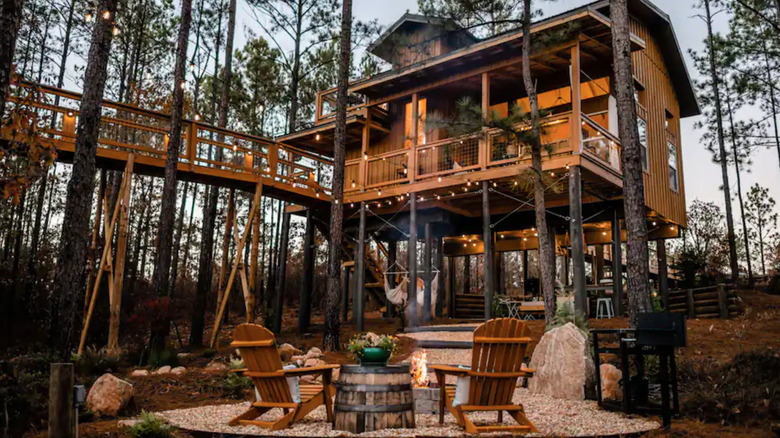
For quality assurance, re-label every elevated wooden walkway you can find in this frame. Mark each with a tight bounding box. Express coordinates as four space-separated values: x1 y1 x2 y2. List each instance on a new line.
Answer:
4 80 332 207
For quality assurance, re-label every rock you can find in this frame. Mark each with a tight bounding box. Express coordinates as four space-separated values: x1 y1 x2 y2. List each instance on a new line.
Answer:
600 364 622 401
290 355 305 363
86 374 134 417
177 353 192 360
153 365 172 375
170 366 187 376
304 358 326 368
129 369 149 377
278 343 302 362
528 322 595 401
204 361 229 374
304 348 323 361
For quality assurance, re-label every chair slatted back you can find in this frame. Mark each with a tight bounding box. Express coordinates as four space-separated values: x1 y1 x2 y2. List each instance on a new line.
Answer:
468 318 530 406
233 323 293 403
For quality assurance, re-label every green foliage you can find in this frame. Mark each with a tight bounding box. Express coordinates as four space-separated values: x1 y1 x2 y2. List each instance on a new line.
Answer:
347 333 400 359
670 200 731 286
680 350 780 426
229 358 245 370
491 297 508 318
651 291 664 313
0 351 59 436
130 411 174 438
549 300 588 334
220 373 254 399
70 346 120 376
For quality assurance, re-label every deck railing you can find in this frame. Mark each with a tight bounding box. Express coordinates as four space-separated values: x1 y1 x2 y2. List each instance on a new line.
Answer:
5 80 333 198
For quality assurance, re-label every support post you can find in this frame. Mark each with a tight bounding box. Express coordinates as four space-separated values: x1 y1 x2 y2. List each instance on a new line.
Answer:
612 209 624 317
298 209 315 333
595 244 605 284
359 110 371 188
717 284 729 318
448 255 456 318
570 41 583 151
569 166 587 317
423 222 433 322
341 266 350 322
464 255 471 294
408 193 418 327
387 240 397 317
271 211 291 333
248 184 263 323
657 239 669 312
480 72 490 168
435 236 444 317
108 155 134 356
522 250 528 296
482 180 494 320
354 202 367 332
409 94 419 182
48 363 74 438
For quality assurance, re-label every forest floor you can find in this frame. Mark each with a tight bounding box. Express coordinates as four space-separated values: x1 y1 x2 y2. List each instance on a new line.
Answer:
71 289 780 438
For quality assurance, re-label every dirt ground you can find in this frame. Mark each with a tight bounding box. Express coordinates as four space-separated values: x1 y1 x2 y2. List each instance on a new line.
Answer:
74 289 780 438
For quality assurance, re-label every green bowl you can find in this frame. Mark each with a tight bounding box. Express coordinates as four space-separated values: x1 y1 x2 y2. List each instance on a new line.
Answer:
360 347 391 365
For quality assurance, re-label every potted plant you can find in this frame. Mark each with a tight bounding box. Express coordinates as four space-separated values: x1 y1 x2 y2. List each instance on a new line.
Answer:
348 332 399 366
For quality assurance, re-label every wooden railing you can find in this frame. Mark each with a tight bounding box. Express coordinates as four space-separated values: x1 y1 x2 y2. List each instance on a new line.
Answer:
5 80 332 199
581 114 621 172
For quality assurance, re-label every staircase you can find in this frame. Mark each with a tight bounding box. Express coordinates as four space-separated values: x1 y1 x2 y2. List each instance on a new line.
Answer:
454 293 485 319
343 240 388 311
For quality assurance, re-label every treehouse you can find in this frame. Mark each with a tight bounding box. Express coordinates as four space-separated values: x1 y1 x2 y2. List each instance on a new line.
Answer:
282 0 699 323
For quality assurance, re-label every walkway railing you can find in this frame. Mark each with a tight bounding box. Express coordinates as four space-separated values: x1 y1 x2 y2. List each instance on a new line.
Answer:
5 80 333 199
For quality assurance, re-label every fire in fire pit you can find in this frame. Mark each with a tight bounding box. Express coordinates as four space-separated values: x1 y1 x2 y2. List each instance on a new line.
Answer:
410 350 429 387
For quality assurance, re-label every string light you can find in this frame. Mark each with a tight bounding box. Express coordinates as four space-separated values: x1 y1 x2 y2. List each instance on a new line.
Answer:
194 114 201 121
112 26 121 36
102 10 111 19
180 81 186 89
436 194 440 200
351 180 356 188
85 12 94 22
652 221 657 226
316 134 321 141
334 199 339 204
363 152 368 160
66 111 74 117
437 176 441 182
377 189 382 196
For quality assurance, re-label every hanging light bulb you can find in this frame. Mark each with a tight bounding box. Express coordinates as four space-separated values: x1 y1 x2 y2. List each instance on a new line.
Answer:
316 134 321 141
112 26 121 36
437 176 441 182
363 152 368 160
180 81 186 90
351 180 356 188
334 199 339 204
194 114 201 121
85 12 94 22
436 194 440 200
102 10 111 19
377 189 382 196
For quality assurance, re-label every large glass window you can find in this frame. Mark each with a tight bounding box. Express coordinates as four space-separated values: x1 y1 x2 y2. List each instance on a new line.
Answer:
637 117 648 172
668 141 679 192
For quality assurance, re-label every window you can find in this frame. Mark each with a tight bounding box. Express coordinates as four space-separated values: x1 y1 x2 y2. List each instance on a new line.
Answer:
637 117 648 172
404 98 427 147
668 141 679 192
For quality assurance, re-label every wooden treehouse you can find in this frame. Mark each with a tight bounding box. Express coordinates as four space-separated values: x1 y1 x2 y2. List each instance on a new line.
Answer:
281 0 699 325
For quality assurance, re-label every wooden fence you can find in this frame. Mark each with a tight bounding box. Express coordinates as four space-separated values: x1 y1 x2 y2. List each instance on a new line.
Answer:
667 284 738 319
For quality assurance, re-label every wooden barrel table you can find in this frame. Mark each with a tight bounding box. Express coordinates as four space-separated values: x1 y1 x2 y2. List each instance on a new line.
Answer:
333 364 415 433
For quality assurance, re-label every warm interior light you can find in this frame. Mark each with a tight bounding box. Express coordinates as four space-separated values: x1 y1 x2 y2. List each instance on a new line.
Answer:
102 10 111 19
316 134 321 141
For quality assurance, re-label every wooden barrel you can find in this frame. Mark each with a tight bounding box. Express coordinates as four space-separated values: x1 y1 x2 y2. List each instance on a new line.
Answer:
334 364 415 433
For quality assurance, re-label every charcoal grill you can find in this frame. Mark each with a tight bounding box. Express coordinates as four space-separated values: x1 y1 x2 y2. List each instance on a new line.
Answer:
592 313 685 429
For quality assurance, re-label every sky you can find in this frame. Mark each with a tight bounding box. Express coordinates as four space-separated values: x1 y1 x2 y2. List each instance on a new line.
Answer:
235 0 780 219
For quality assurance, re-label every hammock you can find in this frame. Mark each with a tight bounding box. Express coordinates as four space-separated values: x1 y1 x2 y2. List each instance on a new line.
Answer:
384 271 439 318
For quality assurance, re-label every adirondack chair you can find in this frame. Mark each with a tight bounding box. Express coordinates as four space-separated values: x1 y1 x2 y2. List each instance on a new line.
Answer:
429 318 537 435
228 324 339 430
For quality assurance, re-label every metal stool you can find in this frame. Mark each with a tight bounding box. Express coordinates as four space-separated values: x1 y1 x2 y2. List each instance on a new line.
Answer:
596 297 614 319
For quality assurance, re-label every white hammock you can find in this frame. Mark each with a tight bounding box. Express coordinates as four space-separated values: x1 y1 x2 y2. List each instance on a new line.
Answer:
384 272 439 318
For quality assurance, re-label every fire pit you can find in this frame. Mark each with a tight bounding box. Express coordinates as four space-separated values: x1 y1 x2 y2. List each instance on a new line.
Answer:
410 350 440 415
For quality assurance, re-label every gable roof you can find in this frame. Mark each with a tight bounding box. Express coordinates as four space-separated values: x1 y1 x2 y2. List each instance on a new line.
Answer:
367 13 479 63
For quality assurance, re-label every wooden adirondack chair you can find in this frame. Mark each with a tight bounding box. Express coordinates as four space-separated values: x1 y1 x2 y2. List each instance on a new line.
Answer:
430 318 537 435
228 324 339 430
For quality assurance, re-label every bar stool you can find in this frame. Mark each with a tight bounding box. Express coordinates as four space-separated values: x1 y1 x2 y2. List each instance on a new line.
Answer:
596 297 614 319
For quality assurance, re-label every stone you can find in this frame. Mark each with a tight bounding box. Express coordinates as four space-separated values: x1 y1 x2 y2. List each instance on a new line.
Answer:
528 322 596 401
177 353 192 360
86 374 134 417
129 369 149 377
204 361 229 373
170 366 187 376
600 364 622 401
304 348 323 361
304 358 325 368
153 365 171 375
278 343 302 362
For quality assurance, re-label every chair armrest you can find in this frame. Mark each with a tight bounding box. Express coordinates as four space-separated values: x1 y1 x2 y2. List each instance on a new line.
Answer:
281 364 340 377
429 364 469 376
521 367 535 377
467 370 534 378
229 368 248 374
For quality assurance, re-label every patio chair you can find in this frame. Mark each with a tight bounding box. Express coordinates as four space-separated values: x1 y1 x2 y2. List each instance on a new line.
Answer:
228 323 339 430
430 318 537 435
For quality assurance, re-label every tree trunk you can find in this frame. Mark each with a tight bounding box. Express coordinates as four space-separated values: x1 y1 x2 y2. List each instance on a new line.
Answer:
323 0 352 351
50 0 117 354
725 95 753 285
287 0 304 132
704 0 740 284
611 0 652 327
169 180 189 294
0 0 23 119
522 0 555 325
191 0 236 347
149 0 192 359
180 183 198 279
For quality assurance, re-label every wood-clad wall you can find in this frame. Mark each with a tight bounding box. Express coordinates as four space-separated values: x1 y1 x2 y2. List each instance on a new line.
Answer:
630 18 688 227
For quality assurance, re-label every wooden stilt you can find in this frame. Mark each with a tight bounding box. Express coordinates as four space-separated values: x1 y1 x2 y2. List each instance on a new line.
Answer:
612 209 624 317
658 239 669 311
271 211 291 333
248 184 263 323
342 266 351 322
84 172 106 316
408 193 418 328
107 155 134 356
595 244 605 284
423 222 433 322
209 190 262 348
354 203 367 332
569 166 587 317
448 255 456 318
217 190 235 314
435 236 444 317
387 241 397 318
298 209 315 333
482 180 494 320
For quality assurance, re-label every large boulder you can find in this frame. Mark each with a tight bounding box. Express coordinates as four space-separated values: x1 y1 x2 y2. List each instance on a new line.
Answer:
86 374 134 417
528 322 595 400
600 363 622 401
278 343 302 362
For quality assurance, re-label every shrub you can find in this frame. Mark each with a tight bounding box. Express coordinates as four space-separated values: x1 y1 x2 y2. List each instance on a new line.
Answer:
680 350 780 426
220 373 253 399
550 300 588 334
147 346 178 368
229 358 245 370
70 346 120 376
0 351 59 436
130 411 173 438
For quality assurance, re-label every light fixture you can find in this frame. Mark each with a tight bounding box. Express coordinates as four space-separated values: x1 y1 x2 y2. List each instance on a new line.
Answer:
334 199 339 204
467 179 471 186
436 194 441 200
492 181 497 187
377 189 382 196
463 243 467 247
652 221 657 226
112 26 121 36
363 152 368 160
316 134 321 141
102 10 111 19
437 176 441 182
602 231 607 236
351 180 356 188
85 12 94 22
523 237 528 241
194 114 201 121
180 81 186 89
66 111 74 117
550 172 555 177
670 226 676 231
350 203 354 207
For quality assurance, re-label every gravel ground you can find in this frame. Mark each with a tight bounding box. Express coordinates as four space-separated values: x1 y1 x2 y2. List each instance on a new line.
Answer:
143 388 659 437
400 332 474 342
